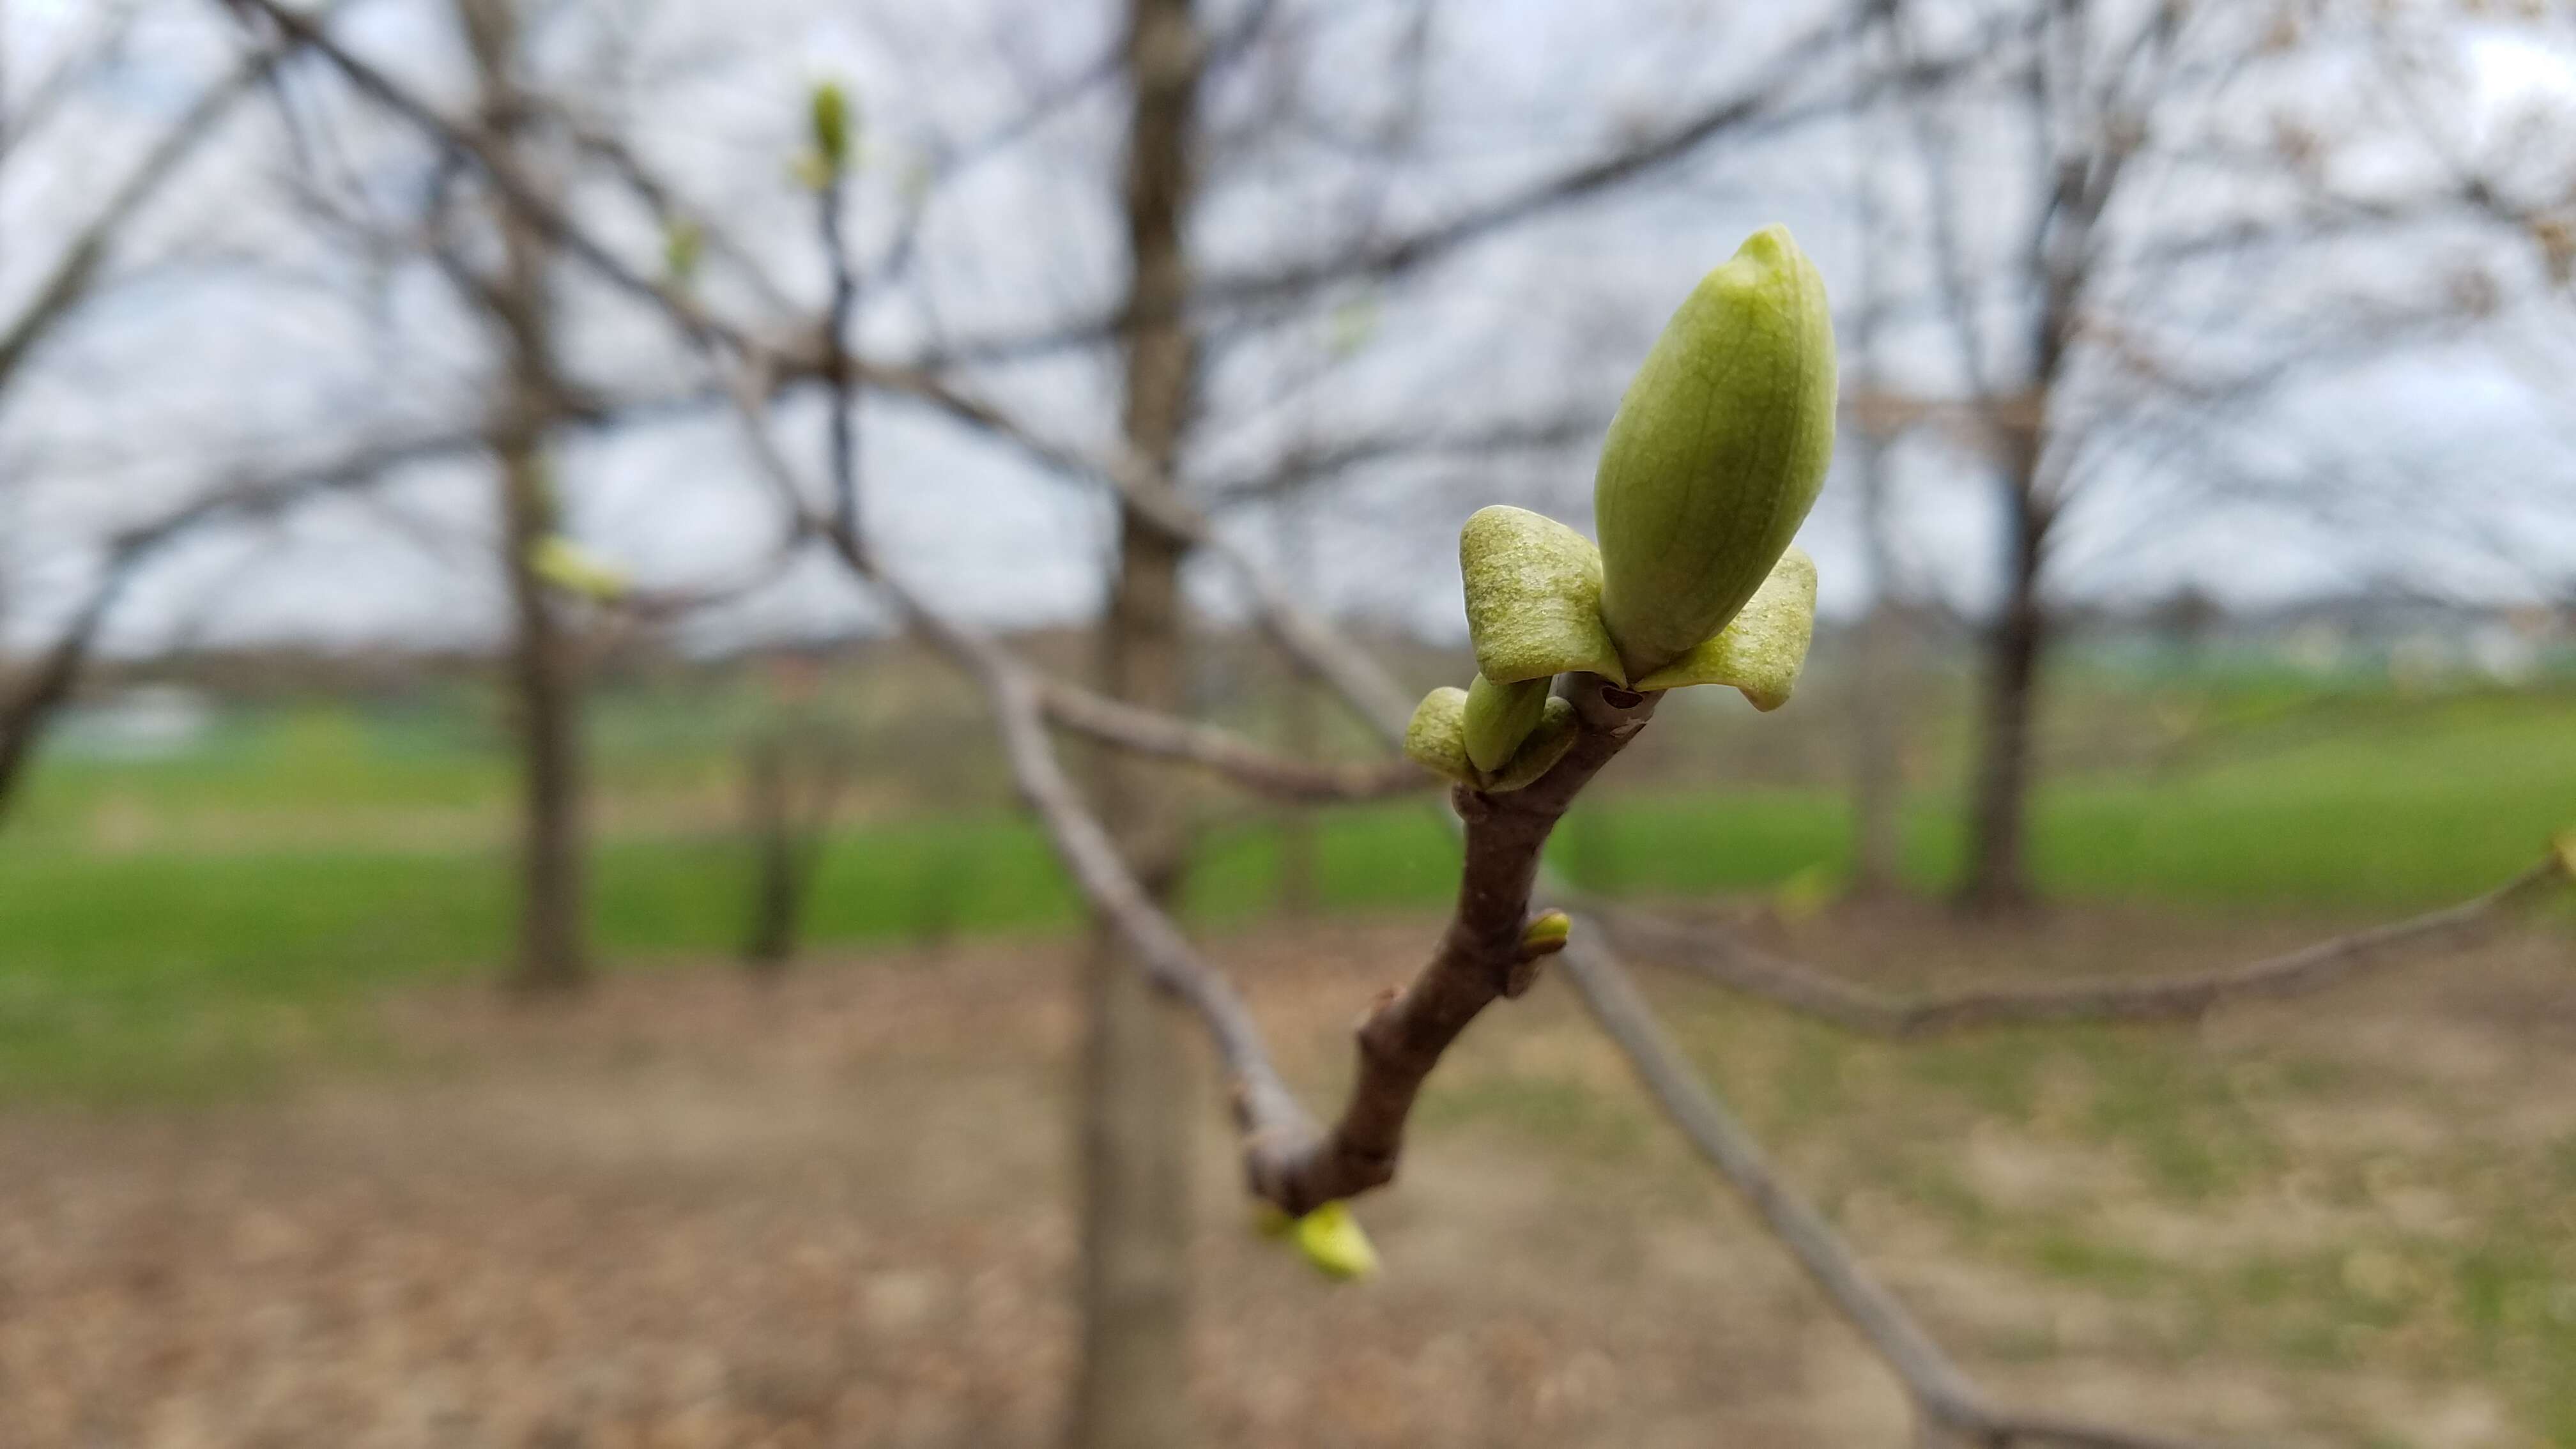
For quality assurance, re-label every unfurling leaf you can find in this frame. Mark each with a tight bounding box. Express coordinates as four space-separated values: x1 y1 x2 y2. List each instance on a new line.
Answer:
1629 547 1818 708
1403 686 1475 785
1290 1201 1379 1281
530 537 629 602
1463 673 1551 774
1459 505 1625 686
1595 226 1836 678
1483 695 1577 792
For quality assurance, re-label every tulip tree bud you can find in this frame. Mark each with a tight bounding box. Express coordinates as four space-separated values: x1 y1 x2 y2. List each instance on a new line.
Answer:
1629 546 1817 709
1462 673 1550 774
1460 505 1625 686
811 81 854 172
1594 226 1836 677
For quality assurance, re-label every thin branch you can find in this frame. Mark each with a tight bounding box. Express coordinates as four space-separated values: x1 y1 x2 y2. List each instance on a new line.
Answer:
1597 855 2570 1038
1033 679 1427 804
1248 678 1656 1214
1556 934 2222 1449
817 165 861 544
0 21 306 390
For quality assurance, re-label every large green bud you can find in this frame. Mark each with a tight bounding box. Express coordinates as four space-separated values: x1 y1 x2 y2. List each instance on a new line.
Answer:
1593 226 1836 677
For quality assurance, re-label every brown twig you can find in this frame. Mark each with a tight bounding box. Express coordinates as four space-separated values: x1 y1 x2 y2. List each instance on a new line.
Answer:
1597 857 2570 1038
1246 678 1657 1214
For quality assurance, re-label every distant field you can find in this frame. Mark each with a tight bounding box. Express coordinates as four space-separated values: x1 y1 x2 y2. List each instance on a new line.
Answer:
1 673 2571 1099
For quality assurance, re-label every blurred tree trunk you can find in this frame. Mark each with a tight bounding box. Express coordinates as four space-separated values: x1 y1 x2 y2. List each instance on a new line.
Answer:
1846 107 1905 899
460 0 588 993
1957 454 2052 916
1071 1 1202 1445
1848 468 1906 897
1273 499 1321 916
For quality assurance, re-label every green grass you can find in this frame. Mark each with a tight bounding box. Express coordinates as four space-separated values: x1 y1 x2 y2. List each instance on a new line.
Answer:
3 678 2572 1101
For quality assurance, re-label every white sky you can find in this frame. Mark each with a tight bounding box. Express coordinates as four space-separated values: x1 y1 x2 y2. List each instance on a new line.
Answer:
1 0 2572 657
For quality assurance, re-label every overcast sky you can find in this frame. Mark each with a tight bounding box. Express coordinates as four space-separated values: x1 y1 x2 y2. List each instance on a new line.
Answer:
1 0 2572 659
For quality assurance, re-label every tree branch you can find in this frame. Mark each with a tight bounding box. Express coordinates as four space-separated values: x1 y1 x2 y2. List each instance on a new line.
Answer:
1558 934 2222 1449
1033 679 1427 804
1595 855 2570 1038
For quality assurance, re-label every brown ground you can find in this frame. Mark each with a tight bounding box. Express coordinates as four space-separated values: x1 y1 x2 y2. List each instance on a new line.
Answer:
2 906 2571 1448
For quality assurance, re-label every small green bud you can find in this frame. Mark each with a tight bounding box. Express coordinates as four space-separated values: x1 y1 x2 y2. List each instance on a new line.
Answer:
810 81 854 171
1459 505 1625 686
1289 1201 1379 1281
530 536 629 602
1462 673 1550 774
1483 696 1577 792
1403 686 1475 785
1595 226 1836 677
663 218 704 284
1519 909 1572 956
2555 829 2576 882
1629 547 1818 709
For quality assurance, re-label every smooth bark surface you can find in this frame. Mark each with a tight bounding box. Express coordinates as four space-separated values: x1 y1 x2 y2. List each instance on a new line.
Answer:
1071 2 1203 1445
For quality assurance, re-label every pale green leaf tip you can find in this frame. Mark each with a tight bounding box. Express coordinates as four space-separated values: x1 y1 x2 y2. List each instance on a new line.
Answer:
1483 695 1577 792
2553 830 2576 882
1459 505 1626 686
1630 547 1817 707
1291 1202 1379 1281
1463 673 1551 774
1404 686 1475 785
530 537 629 602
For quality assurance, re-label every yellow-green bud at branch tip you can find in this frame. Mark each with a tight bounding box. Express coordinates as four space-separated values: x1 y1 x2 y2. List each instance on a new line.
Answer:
1463 673 1551 774
1257 1201 1380 1281
1595 225 1836 678
2554 829 2576 881
810 81 854 171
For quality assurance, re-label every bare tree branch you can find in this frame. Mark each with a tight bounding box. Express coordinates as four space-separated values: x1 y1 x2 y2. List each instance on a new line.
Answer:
1595 855 2572 1038
1558 935 2223 1449
0 20 309 390
1032 678 1427 804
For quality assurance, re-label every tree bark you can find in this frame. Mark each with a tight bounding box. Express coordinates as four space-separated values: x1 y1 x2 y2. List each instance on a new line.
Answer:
1957 469 2049 915
460 0 588 993
1070 1 1202 1446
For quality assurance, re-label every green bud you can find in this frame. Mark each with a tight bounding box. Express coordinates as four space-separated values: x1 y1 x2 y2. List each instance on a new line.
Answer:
1594 226 1836 677
1629 546 1817 709
2555 829 2576 882
1459 505 1625 686
529 537 629 603
1483 696 1577 792
1403 686 1475 785
1519 909 1572 956
1462 673 1550 774
810 81 853 171
1290 1200 1379 1281
663 218 704 284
